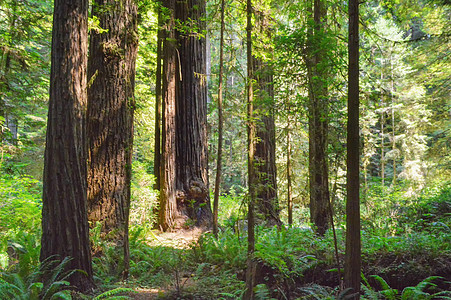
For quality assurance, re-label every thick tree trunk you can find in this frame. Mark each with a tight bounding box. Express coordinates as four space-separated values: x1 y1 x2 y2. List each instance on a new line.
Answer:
251 8 280 227
213 0 226 237
87 0 138 278
40 0 94 290
307 0 330 235
159 0 178 231
159 0 212 230
174 0 212 228
253 57 280 226
345 0 361 296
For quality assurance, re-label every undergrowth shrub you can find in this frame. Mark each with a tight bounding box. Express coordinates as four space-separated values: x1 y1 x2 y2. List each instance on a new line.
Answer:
195 229 247 270
130 161 158 228
255 227 318 280
214 189 247 228
361 274 451 300
0 173 42 270
0 256 75 300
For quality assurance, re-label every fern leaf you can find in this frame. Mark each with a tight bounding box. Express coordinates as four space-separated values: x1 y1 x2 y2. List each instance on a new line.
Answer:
49 290 72 300
93 287 136 300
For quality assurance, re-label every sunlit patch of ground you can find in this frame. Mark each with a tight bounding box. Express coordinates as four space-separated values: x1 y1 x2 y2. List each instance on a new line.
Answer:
146 227 205 249
130 288 165 299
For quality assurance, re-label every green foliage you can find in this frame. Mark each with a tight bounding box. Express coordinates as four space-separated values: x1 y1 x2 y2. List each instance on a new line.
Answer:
130 161 158 228
0 174 41 232
254 283 276 300
214 190 247 227
195 230 247 270
255 227 317 279
93 287 136 300
361 181 451 236
296 284 338 299
0 256 75 300
362 274 451 300
0 173 41 270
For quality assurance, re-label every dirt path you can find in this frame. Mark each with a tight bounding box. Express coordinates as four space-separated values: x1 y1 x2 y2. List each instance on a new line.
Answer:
130 227 206 299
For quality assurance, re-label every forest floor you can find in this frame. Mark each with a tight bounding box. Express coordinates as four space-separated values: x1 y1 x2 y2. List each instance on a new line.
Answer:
107 224 451 300
128 228 204 299
113 224 451 300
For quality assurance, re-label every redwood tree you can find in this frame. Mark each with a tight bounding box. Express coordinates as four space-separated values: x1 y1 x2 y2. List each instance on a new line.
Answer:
40 0 94 290
307 0 331 235
87 0 139 278
159 0 212 230
252 10 280 226
213 0 226 237
154 3 163 191
245 0 257 296
159 0 178 231
345 0 361 296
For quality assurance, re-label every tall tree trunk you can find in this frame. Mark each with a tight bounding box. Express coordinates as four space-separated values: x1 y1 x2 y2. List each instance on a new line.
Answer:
0 2 16 145
287 127 293 226
154 4 163 191
87 0 138 279
307 0 330 235
380 56 385 187
252 18 280 225
174 0 212 228
159 0 178 231
245 0 256 297
159 0 212 230
213 0 226 237
390 49 396 186
40 0 94 290
344 0 361 296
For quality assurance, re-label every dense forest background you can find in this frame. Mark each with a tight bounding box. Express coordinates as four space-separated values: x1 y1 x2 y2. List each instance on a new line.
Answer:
0 0 450 299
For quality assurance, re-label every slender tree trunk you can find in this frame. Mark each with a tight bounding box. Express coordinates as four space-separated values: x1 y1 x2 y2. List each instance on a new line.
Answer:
154 5 163 191
344 0 361 296
213 0 226 237
159 0 178 231
380 60 385 187
287 127 293 226
390 49 396 186
0 2 16 145
40 0 94 290
87 0 138 279
245 0 256 297
307 0 330 235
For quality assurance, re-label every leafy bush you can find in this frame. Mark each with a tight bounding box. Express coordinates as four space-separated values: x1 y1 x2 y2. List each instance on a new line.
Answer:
195 229 247 269
0 175 41 232
214 189 247 229
255 227 318 279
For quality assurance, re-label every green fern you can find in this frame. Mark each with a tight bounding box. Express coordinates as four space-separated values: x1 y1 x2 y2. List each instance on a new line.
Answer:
369 275 398 300
93 287 136 300
400 276 451 300
0 255 75 300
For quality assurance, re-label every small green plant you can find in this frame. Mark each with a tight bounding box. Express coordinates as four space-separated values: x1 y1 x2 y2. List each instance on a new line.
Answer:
362 274 451 300
93 287 136 300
